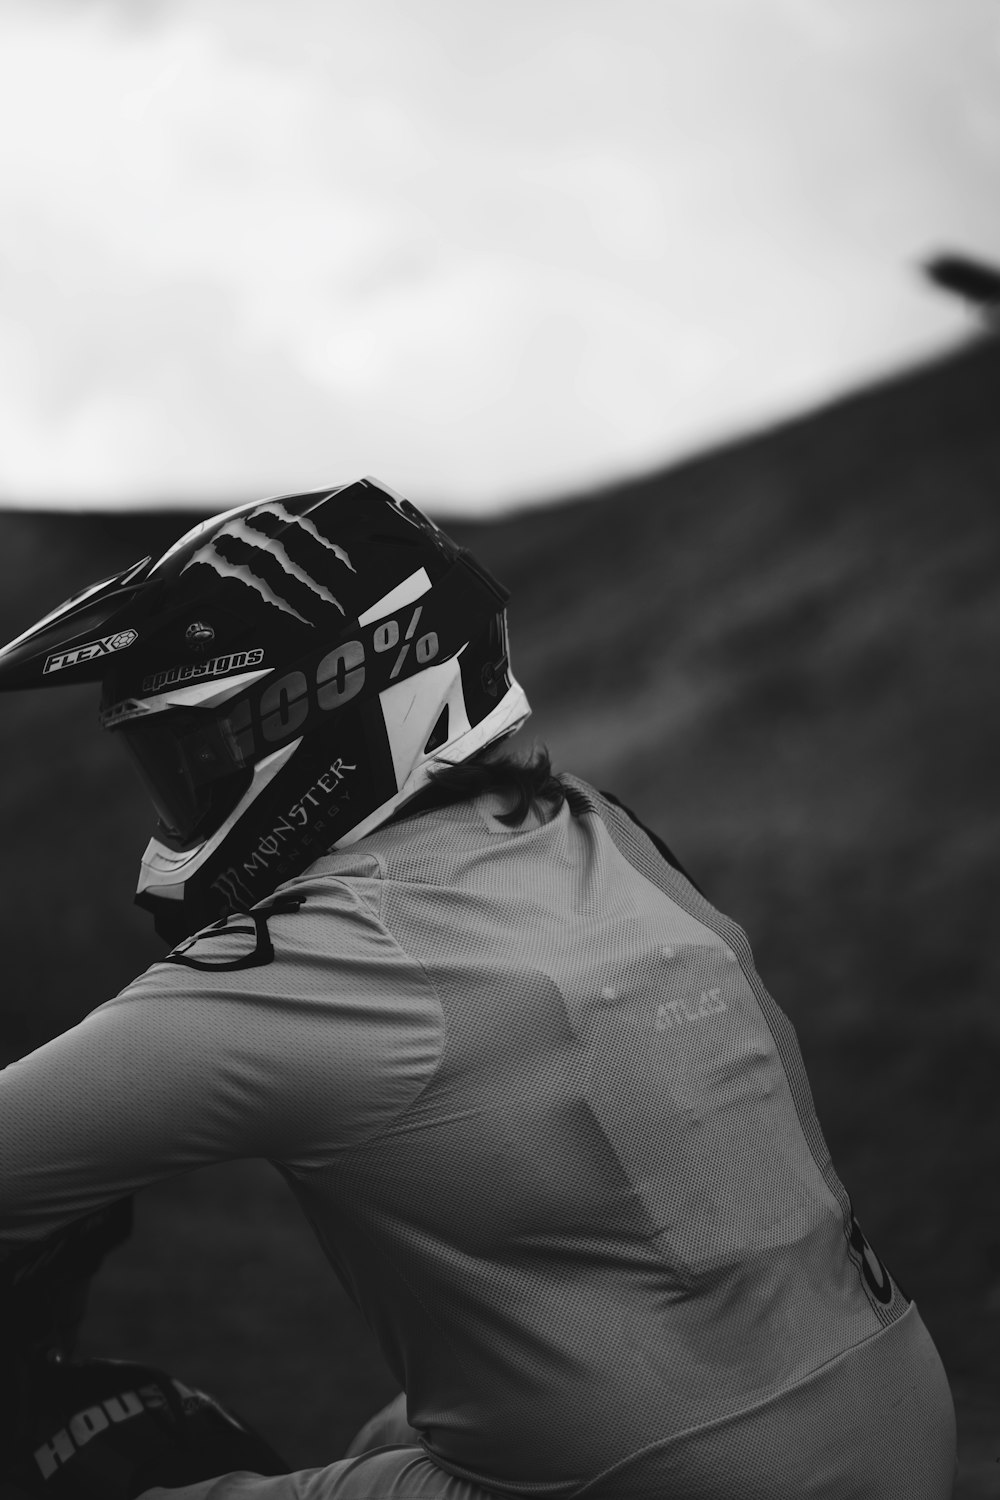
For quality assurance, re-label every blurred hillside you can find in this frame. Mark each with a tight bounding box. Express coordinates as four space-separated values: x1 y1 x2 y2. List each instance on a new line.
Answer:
1 336 998 1489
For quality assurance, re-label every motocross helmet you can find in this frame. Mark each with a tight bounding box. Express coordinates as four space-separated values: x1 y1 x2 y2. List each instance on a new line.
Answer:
0 478 530 944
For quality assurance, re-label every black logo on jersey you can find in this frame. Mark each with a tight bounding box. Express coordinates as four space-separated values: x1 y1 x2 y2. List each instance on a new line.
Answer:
163 895 306 972
848 1212 908 1307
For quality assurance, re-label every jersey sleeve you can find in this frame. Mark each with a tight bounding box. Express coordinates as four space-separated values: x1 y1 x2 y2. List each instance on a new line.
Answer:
0 878 443 1256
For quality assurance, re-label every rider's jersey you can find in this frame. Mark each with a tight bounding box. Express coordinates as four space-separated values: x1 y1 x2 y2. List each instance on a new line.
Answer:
0 777 939 1496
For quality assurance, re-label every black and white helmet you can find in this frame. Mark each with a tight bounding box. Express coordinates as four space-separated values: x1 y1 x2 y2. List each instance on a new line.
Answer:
0 478 530 943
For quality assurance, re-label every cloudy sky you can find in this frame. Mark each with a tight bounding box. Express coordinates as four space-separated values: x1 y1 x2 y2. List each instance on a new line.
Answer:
1 0 997 516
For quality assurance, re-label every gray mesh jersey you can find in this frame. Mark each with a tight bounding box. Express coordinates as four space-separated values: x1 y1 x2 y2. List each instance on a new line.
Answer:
0 778 956 1499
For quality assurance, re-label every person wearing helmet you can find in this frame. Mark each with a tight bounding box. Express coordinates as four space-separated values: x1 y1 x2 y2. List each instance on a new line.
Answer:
0 478 957 1499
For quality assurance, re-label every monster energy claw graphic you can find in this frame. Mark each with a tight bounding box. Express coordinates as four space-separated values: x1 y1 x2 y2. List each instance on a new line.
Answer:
268 501 356 571
181 502 356 625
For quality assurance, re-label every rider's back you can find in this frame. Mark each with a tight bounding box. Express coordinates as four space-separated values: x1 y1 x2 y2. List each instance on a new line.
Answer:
1 777 956 1499
253 778 955 1498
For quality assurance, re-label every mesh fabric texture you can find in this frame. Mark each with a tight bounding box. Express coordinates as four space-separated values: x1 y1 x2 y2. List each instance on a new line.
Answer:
0 778 956 1498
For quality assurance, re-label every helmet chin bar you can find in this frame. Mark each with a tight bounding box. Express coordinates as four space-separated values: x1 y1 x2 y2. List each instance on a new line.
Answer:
135 740 301 904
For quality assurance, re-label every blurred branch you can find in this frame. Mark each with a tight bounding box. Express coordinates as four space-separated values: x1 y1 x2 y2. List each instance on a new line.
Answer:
923 252 1000 332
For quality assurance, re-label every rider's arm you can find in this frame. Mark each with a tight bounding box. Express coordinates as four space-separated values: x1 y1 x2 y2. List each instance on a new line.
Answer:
0 979 278 1255
0 883 442 1257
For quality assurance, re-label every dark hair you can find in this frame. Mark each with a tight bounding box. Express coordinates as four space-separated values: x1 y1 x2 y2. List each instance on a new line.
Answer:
397 742 589 828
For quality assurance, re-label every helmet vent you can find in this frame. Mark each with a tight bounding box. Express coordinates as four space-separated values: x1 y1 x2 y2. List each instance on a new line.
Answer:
423 706 450 755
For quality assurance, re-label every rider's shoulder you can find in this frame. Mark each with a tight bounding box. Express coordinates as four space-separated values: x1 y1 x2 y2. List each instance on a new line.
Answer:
138 870 379 981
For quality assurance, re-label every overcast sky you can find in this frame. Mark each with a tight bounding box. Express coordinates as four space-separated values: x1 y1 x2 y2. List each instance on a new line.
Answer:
0 0 997 516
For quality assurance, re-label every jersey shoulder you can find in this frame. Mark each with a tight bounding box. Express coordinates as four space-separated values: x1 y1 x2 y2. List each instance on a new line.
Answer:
130 870 388 997
158 892 309 974
560 775 708 898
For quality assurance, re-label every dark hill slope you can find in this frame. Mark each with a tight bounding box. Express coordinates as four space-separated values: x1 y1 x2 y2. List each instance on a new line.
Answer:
0 337 997 1474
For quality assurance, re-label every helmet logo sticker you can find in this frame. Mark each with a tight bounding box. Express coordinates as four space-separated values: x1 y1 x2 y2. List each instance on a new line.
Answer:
224 608 441 761
210 757 358 910
43 629 138 675
181 502 356 626
141 648 265 695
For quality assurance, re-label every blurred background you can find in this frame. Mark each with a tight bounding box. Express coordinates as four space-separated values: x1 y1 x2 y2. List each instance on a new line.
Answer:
0 0 997 1493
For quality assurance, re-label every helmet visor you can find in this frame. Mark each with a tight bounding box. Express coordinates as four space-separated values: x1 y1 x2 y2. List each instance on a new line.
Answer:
116 711 253 848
